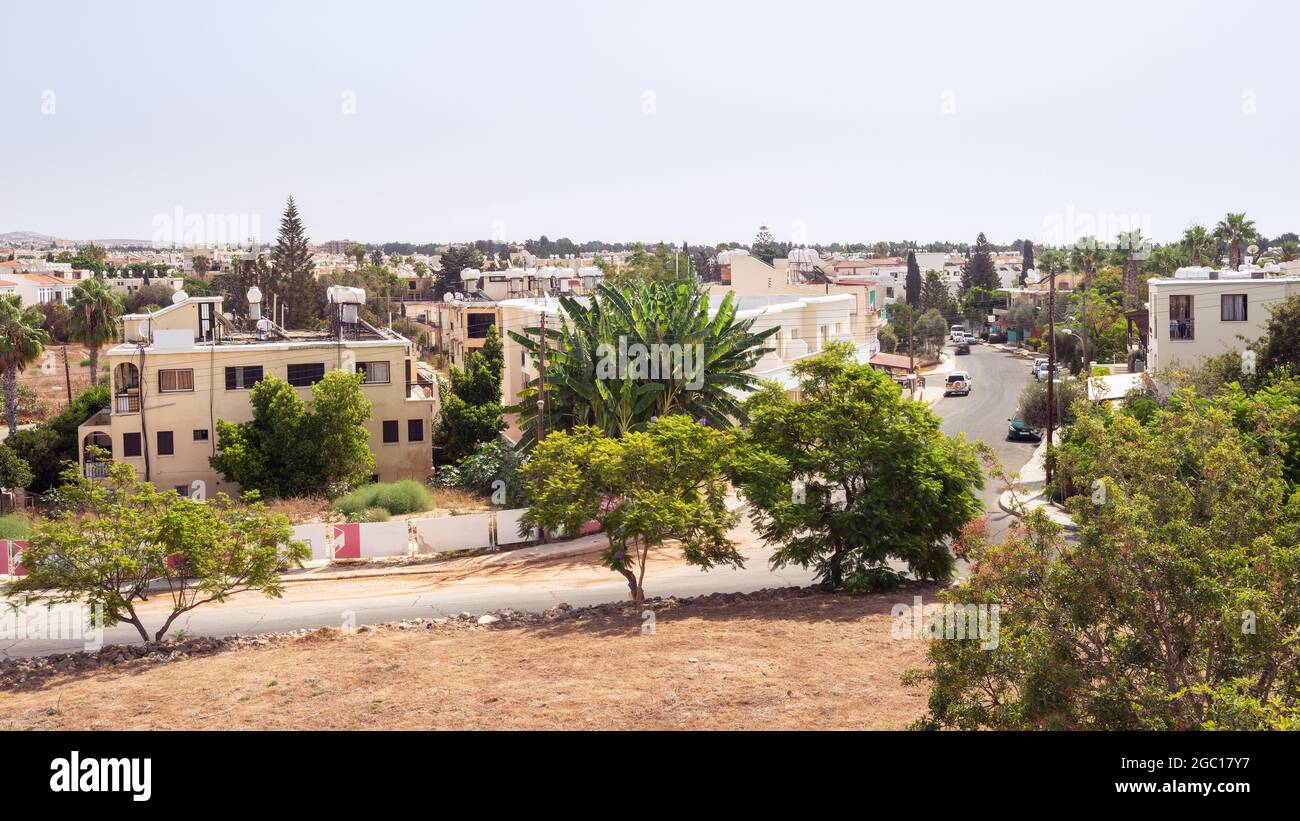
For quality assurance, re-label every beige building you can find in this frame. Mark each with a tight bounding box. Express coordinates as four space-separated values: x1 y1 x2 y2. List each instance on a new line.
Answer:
77 291 438 497
1146 265 1300 374
433 254 883 441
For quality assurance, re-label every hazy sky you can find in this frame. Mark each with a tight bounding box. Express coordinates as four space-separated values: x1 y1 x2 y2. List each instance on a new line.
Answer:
3 0 1296 246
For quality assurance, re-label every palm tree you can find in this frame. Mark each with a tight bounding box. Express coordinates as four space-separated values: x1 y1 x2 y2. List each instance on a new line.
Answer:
67 278 123 384
508 281 779 447
1181 225 1216 267
1213 212 1259 270
0 295 50 435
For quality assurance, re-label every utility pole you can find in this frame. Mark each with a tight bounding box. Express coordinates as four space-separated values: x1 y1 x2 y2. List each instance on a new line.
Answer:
908 308 916 399
536 311 547 446
535 311 547 544
62 344 73 406
1046 266 1056 485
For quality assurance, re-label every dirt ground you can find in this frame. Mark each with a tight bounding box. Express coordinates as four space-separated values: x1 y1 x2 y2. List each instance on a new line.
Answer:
20 343 97 422
0 586 936 730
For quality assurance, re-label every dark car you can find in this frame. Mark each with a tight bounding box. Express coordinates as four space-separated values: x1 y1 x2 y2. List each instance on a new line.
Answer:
955 341 971 355
1006 418 1042 441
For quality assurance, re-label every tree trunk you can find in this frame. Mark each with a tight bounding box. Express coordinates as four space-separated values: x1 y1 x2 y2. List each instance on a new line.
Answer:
88 345 100 386
617 566 642 600
2 368 16 435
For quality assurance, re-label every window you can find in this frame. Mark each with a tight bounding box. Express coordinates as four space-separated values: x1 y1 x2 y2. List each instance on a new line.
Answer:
158 368 194 392
488 275 507 283
287 362 325 387
1221 294 1248 322
467 313 496 339
174 485 190 497
225 365 263 390
193 429 209 442
123 432 142 457
157 431 174 456
1169 295 1194 340
358 361 390 384
407 419 424 442
382 420 399 444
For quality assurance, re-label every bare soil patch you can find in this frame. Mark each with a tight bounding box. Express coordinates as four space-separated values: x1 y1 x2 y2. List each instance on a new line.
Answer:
0 586 936 730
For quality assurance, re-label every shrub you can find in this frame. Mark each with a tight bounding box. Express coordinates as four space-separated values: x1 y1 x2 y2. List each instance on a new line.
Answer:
459 440 529 505
335 480 430 517
0 512 34 540
1090 365 1111 377
349 506 390 523
370 480 431 514
1025 336 1043 351
427 465 462 489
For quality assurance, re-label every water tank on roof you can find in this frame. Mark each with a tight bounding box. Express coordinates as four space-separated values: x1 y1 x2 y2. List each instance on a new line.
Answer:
171 290 188 304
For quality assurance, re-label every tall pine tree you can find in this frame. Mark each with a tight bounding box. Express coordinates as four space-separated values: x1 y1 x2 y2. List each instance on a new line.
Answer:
905 251 922 308
271 196 322 328
961 232 1000 294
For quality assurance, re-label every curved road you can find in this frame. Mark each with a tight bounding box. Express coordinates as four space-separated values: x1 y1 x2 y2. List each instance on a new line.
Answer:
4 344 1033 657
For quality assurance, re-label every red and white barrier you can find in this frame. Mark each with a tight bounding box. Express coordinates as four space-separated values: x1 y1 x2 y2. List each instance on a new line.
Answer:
0 539 29 576
412 513 493 554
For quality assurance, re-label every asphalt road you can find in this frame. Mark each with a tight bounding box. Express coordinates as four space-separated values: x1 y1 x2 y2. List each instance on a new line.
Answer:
935 343 1039 545
3 344 1033 657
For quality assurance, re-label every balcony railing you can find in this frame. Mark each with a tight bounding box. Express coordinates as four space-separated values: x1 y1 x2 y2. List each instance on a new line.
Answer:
1168 318 1195 340
83 462 111 479
115 393 140 413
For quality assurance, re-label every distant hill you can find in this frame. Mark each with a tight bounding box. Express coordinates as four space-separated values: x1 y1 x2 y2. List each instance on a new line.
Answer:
0 230 61 245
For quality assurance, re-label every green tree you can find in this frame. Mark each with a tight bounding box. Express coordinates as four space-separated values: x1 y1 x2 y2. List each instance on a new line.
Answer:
210 370 374 497
730 343 984 591
434 324 504 463
1257 293 1300 376
437 246 485 294
10 459 308 643
1214 212 1259 270
960 286 998 335
3 385 108 492
0 443 32 489
0 295 50 435
917 308 947 354
1015 373 1083 430
751 225 781 265
961 232 999 293
1004 300 1038 339
1020 240 1034 286
66 278 122 382
520 416 742 600
271 196 322 328
918 395 1300 729
905 251 922 308
918 270 950 314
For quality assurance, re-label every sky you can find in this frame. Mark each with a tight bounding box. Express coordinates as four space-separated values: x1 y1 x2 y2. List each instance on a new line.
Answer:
2 0 1297 247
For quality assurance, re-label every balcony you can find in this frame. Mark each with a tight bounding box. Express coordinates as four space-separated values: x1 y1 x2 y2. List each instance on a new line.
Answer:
1168 318 1195 340
115 393 140 413
83 462 111 479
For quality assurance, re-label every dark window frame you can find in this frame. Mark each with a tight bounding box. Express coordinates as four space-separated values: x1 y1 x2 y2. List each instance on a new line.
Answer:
407 418 424 442
193 429 209 442
287 362 326 387
123 432 142 458
225 365 264 390
157 430 174 456
382 420 400 444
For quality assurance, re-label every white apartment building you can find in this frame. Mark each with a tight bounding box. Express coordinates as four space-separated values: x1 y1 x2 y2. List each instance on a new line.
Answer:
1146 265 1300 374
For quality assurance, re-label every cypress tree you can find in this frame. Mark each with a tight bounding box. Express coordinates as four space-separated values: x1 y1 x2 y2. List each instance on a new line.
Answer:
1020 240 1034 286
905 250 922 309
